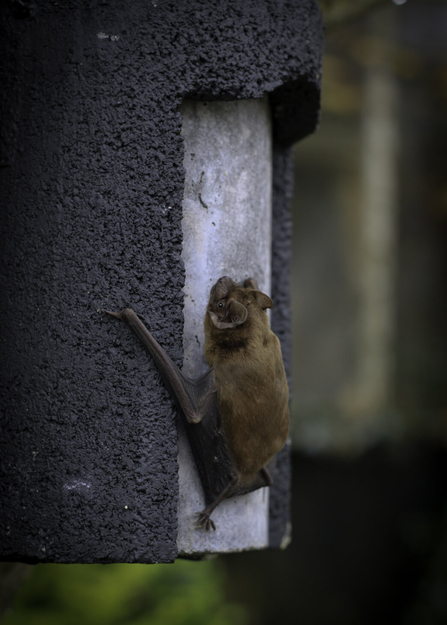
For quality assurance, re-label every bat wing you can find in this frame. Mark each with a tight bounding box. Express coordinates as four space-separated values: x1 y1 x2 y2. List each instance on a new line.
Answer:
106 308 237 507
180 372 238 507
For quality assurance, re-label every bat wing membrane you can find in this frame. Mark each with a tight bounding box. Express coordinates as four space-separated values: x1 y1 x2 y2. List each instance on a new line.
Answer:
107 308 238 506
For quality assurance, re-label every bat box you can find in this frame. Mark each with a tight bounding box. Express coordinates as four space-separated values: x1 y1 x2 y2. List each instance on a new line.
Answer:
0 0 322 563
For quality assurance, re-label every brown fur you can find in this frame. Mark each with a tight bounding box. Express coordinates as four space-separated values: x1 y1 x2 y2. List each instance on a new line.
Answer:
204 277 290 485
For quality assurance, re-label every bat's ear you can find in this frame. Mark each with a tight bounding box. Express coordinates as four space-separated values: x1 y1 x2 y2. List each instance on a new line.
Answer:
209 299 248 329
254 291 273 310
243 278 272 310
243 277 258 290
227 299 248 325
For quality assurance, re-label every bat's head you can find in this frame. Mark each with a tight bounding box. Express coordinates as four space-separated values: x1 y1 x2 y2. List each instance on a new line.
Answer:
207 276 273 330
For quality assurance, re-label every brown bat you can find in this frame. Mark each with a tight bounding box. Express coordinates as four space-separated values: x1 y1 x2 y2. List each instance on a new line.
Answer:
107 276 289 530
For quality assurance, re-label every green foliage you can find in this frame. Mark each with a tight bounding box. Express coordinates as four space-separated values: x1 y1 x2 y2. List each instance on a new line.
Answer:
3 560 247 625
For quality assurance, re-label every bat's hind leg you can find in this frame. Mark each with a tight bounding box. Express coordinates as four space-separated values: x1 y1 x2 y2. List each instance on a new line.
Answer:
196 510 216 532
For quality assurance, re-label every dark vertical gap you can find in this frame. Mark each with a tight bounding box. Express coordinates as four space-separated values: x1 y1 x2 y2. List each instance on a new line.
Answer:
269 143 294 547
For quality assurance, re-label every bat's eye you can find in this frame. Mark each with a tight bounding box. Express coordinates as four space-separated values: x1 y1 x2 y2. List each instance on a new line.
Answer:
217 301 224 309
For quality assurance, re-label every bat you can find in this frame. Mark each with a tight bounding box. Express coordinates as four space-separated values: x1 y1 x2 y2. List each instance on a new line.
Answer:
107 276 289 531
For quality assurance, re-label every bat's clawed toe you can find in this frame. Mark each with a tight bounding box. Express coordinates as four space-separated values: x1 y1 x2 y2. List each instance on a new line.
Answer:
196 511 216 531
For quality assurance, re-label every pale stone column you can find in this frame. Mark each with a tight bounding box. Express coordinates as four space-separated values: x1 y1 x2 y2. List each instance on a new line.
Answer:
178 97 272 555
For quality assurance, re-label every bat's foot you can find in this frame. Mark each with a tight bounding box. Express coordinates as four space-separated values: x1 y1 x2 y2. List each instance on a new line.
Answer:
196 511 216 532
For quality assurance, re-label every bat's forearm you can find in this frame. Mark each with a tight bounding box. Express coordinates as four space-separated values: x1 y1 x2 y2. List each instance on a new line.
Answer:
107 308 178 380
106 308 206 424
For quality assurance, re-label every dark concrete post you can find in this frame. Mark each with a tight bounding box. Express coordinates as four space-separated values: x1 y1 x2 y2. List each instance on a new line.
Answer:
0 0 322 563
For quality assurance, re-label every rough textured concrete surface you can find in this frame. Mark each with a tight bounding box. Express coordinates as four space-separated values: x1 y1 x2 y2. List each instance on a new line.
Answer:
0 0 323 562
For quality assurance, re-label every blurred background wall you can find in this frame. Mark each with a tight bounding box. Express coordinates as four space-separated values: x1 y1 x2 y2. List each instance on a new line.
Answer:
2 1 447 624
291 0 447 453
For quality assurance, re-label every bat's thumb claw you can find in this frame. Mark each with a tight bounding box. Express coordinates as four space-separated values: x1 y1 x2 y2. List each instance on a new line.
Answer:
103 309 124 321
